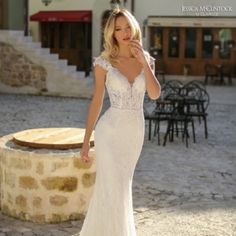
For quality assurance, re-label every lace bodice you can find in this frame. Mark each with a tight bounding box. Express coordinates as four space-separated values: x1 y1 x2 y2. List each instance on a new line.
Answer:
94 56 153 110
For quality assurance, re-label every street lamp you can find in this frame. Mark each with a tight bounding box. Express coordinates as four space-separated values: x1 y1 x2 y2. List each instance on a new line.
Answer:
41 0 52 6
110 0 121 9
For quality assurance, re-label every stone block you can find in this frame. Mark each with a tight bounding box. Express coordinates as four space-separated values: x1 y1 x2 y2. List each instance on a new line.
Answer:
50 195 68 206
36 161 44 175
41 177 77 192
51 161 69 172
69 212 84 220
32 196 42 208
7 192 13 204
1 204 10 215
9 158 32 170
19 176 38 189
82 172 96 188
73 157 93 170
5 172 16 188
15 195 27 208
30 214 46 223
50 214 63 223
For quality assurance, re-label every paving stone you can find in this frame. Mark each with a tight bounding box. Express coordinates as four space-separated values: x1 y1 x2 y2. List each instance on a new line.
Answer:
22 232 35 236
16 228 32 233
0 86 236 236
6 232 22 236
0 229 11 233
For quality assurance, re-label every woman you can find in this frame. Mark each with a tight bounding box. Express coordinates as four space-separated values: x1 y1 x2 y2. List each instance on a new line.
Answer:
79 8 161 236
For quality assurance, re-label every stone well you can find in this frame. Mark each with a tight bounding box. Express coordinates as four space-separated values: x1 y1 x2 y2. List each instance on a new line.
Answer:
0 130 96 223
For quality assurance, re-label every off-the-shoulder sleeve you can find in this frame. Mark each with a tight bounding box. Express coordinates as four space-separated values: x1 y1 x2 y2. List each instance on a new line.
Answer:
93 56 111 71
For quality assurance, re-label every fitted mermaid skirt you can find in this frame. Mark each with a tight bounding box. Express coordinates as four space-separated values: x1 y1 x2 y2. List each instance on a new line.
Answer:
79 107 145 236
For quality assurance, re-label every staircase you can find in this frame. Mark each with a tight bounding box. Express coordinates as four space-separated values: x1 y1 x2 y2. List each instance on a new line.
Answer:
0 30 93 98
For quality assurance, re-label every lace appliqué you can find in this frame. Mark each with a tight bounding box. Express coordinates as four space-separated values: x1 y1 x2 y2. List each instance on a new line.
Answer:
93 56 111 71
93 56 146 111
107 83 145 110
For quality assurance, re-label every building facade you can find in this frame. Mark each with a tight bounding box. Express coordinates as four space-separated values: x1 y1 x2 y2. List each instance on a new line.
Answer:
1 0 235 76
28 0 131 72
136 0 236 76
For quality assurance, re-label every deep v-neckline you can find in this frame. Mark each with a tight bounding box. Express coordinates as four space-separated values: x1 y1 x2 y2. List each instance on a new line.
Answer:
111 66 143 87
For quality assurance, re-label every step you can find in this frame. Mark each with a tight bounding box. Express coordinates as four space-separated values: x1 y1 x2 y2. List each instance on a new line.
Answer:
23 36 33 43
8 30 24 37
54 59 68 68
65 65 77 73
35 47 51 55
12 40 41 49
46 53 59 61
25 41 42 49
70 71 85 79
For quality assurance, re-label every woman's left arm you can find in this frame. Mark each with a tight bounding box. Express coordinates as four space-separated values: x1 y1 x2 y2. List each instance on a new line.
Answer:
143 58 161 100
130 40 161 100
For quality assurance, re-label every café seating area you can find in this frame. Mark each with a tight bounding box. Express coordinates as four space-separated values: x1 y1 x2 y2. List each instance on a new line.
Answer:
144 80 209 147
204 63 234 85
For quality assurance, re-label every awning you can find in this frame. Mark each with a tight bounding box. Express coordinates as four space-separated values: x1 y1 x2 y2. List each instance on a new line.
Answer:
30 11 92 22
147 16 236 28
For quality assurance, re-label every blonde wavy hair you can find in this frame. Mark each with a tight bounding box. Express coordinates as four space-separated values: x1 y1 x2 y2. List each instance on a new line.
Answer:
101 8 143 64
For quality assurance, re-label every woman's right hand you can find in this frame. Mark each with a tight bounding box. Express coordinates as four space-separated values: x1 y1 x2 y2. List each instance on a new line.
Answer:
80 143 91 163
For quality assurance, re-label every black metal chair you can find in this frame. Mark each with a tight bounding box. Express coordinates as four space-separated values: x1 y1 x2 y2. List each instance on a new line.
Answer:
164 79 183 88
162 94 196 148
152 99 174 145
182 80 206 90
145 81 184 144
219 64 233 85
161 80 182 99
182 83 209 139
204 64 219 85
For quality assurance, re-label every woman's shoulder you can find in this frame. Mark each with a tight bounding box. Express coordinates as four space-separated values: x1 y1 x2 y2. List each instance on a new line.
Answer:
93 55 112 71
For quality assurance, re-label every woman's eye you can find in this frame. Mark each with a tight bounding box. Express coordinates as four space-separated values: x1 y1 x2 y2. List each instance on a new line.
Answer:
115 28 121 31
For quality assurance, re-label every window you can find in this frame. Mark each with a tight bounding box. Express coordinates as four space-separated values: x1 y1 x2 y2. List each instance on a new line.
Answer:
202 29 213 58
218 28 232 59
168 28 179 58
185 28 196 58
149 28 163 57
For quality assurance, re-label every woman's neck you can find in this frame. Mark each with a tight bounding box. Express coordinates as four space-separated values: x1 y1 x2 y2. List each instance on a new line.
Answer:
117 45 133 58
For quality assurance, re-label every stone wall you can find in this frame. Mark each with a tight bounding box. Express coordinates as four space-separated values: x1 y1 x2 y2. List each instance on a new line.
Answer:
0 134 96 223
0 30 93 98
0 42 47 90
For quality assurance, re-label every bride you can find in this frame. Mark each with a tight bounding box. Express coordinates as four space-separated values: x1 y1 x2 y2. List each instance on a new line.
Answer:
78 8 160 236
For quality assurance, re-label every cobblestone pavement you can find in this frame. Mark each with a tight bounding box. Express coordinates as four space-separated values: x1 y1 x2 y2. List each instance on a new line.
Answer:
0 85 236 236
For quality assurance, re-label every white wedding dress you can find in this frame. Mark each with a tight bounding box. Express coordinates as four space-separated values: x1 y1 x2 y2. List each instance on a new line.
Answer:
79 56 151 236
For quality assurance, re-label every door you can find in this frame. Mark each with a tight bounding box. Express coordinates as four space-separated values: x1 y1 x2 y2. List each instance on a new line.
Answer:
41 22 92 71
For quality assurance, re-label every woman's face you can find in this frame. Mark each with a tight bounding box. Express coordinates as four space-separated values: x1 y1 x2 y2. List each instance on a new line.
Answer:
113 16 132 46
